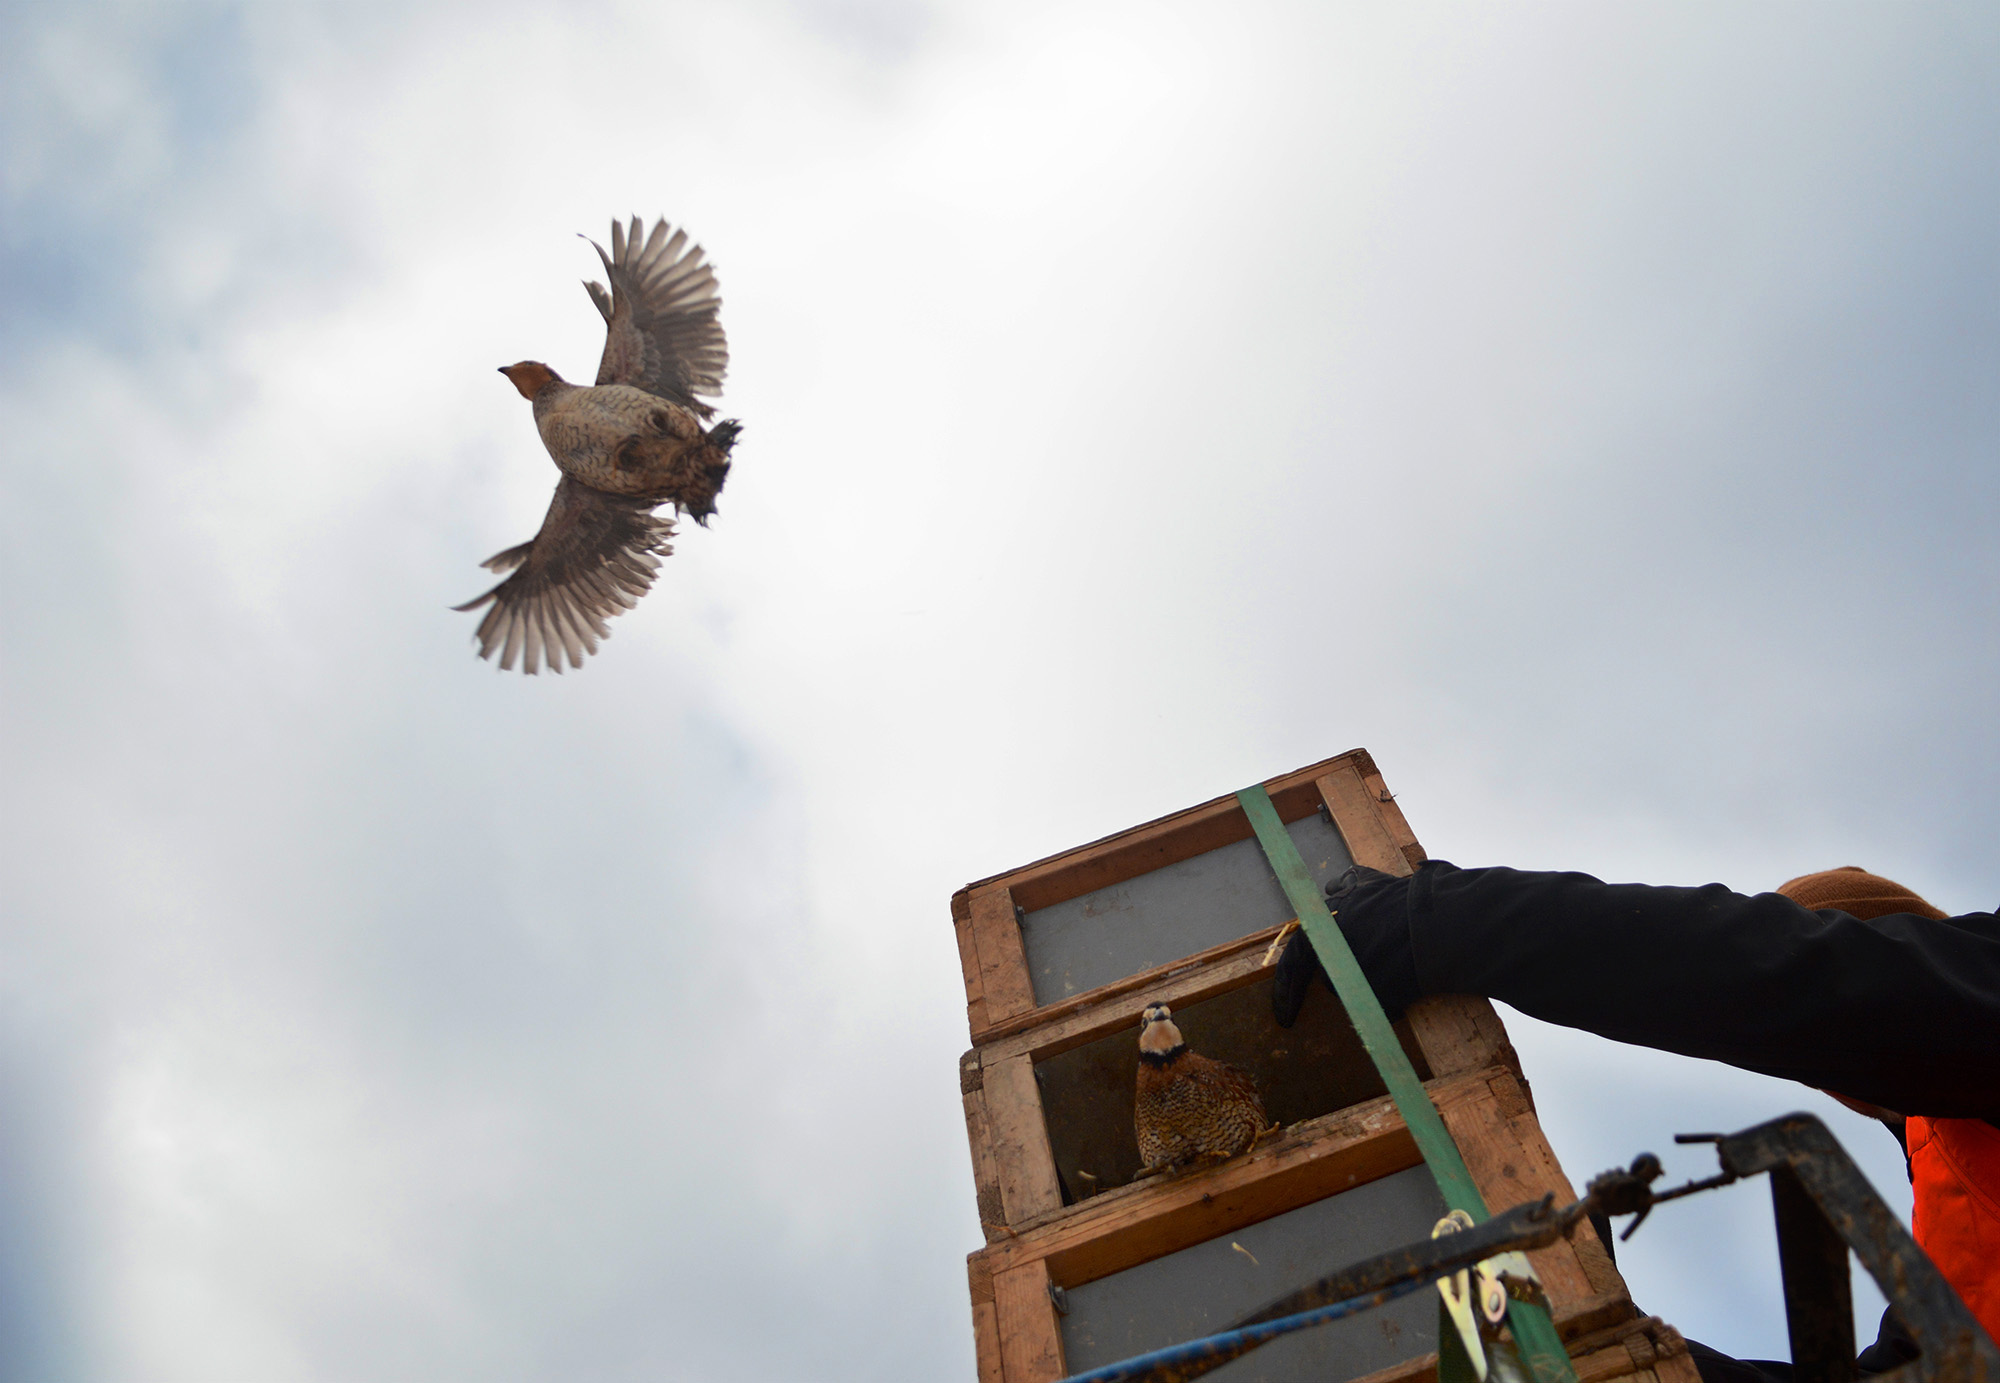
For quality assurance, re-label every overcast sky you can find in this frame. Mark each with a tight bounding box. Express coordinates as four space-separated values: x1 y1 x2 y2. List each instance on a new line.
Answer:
3 3 1996 1379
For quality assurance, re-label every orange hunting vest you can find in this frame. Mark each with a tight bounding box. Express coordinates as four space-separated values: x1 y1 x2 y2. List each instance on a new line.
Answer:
1907 1116 2000 1344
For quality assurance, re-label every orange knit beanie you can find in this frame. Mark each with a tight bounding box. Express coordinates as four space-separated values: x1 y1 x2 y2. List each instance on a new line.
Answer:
1775 866 1947 921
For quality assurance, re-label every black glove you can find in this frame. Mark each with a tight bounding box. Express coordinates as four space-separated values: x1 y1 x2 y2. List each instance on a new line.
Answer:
1270 864 1418 1027
1327 864 1402 907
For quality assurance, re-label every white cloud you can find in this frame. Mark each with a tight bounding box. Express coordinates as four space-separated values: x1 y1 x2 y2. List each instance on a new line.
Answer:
2 1 1996 1377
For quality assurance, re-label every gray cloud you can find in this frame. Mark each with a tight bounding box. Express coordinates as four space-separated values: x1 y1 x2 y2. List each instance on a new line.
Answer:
1 2 1994 1377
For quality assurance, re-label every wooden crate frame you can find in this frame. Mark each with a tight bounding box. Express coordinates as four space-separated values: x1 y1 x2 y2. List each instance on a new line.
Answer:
951 751 1426 1045
953 749 1701 1383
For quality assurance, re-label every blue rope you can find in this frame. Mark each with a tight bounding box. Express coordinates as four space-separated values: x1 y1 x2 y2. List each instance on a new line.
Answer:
1057 1272 1437 1383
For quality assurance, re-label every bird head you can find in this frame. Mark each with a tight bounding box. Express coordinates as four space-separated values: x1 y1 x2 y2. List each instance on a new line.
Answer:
498 361 562 399
1138 1003 1184 1056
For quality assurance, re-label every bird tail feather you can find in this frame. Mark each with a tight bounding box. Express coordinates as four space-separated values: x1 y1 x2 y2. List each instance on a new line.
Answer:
478 540 536 573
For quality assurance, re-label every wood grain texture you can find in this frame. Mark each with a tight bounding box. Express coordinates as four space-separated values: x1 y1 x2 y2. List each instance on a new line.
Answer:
1566 1316 1693 1383
1555 1292 1647 1343
954 902 990 1034
969 1251 1000 1383
961 1053 1010 1240
1653 1345 1702 1383
1436 1068 1614 1311
1568 1217 1627 1298
1576 1356 1659 1383
1318 764 1410 876
993 1260 1066 1383
1405 994 1520 1081
1488 1079 1624 1295
1363 768 1428 869
970 885 1037 1028
971 1298 1005 1383
983 1052 1064 1225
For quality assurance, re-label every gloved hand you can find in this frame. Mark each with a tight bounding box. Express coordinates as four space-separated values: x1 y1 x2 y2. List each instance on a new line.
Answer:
1327 864 1402 906
1271 864 1418 1027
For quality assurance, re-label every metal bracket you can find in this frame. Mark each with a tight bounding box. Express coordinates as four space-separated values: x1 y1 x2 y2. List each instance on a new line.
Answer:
1700 1114 1999 1383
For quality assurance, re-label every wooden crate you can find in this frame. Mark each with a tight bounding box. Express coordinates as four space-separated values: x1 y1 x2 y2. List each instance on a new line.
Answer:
953 749 1702 1383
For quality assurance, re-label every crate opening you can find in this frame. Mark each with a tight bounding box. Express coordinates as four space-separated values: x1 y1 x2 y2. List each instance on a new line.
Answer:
1036 974 1432 1205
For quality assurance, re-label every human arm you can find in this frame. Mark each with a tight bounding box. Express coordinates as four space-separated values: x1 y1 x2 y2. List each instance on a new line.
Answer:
1289 861 2000 1123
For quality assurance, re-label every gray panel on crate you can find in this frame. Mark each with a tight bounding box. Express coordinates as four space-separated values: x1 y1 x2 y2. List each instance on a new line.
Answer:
1020 811 1354 1006
1057 1165 1447 1383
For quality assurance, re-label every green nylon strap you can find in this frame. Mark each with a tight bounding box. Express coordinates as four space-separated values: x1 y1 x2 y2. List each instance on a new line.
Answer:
1236 785 1577 1383
1235 786 1482 1207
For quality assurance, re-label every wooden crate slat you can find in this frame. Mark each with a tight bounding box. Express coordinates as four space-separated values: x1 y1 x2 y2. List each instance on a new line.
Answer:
953 893 990 1034
1450 1067 1590 1303
994 1259 1066 1383
1405 994 1519 1082
982 1052 1064 1223
975 923 1283 1060
960 1051 1009 1241
971 1290 1006 1383
968 1072 1501 1290
1361 766 1428 870
960 751 1376 913
969 884 1037 1027
1318 762 1410 877
1041 1102 1423 1290
1436 1067 1627 1309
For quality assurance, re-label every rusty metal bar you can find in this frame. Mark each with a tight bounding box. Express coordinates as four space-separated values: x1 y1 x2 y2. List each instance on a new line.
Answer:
1770 1164 1856 1383
1707 1114 2000 1383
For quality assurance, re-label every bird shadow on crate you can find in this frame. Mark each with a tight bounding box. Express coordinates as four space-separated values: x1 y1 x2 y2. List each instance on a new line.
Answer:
1035 976 1432 1205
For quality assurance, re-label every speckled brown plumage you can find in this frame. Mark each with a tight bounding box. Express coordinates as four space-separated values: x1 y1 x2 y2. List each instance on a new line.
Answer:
1133 1003 1267 1174
456 217 740 674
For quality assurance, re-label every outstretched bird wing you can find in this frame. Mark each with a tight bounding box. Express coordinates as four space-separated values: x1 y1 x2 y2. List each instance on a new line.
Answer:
586 217 728 417
454 476 675 674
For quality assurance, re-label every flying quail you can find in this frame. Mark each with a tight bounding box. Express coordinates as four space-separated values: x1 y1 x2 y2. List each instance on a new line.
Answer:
456 217 741 673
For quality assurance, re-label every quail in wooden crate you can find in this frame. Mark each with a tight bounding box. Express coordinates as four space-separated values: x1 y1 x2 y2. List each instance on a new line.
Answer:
1134 1003 1269 1176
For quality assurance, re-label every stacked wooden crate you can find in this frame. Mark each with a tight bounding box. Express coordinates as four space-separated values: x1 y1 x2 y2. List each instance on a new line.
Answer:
953 749 1703 1383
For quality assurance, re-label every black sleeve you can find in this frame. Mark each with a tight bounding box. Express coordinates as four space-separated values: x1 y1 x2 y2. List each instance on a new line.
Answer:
1328 861 2000 1123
